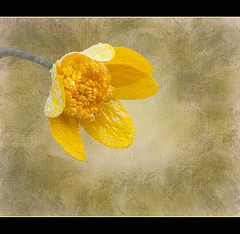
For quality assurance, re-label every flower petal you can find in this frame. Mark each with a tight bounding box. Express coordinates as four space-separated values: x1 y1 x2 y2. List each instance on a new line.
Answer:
108 64 159 100
81 43 115 61
103 47 158 99
44 63 65 118
48 113 85 161
78 99 135 148
105 46 153 75
57 52 82 72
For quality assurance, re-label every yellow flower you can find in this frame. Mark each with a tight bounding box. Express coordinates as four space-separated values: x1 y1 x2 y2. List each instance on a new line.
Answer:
44 43 159 161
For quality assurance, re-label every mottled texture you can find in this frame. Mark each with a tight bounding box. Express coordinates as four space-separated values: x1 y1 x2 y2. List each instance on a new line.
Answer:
0 17 240 216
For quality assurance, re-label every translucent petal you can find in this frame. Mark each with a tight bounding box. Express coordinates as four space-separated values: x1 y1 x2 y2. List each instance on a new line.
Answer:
107 64 159 100
103 46 158 99
104 46 153 75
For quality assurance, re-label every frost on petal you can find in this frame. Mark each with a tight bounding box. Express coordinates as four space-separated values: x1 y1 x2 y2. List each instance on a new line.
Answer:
81 43 115 61
44 64 65 118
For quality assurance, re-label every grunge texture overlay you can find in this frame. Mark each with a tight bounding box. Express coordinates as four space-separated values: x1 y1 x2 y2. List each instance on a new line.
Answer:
0 17 240 216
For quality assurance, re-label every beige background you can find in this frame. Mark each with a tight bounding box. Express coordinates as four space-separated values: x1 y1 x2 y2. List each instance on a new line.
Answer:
0 17 240 216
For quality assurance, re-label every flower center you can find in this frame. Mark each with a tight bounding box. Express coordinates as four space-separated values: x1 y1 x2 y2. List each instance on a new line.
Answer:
58 56 113 121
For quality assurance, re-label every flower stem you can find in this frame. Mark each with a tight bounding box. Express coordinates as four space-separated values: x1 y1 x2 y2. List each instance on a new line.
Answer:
0 47 53 70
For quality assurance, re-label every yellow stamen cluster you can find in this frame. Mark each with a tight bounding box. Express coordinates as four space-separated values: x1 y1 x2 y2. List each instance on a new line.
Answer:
58 56 113 121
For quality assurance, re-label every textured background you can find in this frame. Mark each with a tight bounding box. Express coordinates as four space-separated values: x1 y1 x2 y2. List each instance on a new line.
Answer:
0 17 240 216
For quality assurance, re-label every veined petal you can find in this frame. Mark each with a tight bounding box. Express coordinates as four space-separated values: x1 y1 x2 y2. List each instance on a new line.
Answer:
104 46 153 75
44 63 65 118
108 64 159 100
78 100 135 149
81 43 115 61
48 113 85 161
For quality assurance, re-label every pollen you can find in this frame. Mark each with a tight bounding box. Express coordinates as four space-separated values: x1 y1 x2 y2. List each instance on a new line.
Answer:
58 55 113 121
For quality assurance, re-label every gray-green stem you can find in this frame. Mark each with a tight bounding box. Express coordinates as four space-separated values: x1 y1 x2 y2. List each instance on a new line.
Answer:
0 47 53 70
